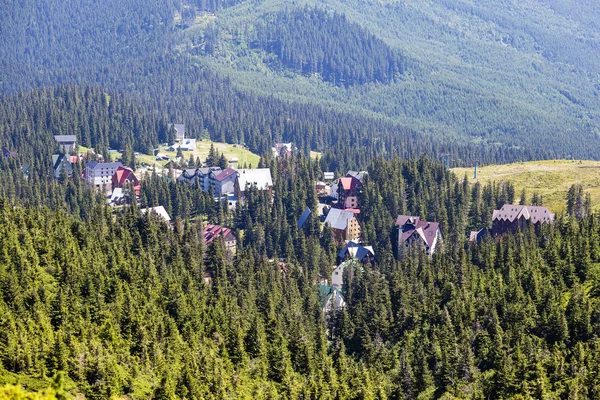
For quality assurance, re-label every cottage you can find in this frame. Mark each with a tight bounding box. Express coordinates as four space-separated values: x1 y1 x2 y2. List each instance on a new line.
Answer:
203 224 237 255
54 135 77 153
298 207 312 229
338 241 376 264
178 168 198 185
396 215 442 257
491 204 555 236
169 124 185 141
140 206 172 225
180 139 196 151
111 166 140 195
52 153 73 180
272 142 294 158
337 173 364 209
324 208 361 241
85 161 122 189
212 167 238 196
318 285 346 314
235 168 273 197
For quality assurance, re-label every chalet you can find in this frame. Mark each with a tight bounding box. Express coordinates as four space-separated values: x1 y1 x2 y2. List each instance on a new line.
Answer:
318 285 346 314
212 167 238 196
337 171 367 209
491 204 555 236
168 139 196 152
235 168 273 197
54 135 77 153
85 161 122 189
140 206 172 225
169 124 185 141
111 166 140 195
203 224 237 255
2 147 17 158
324 208 361 241
52 153 72 179
396 215 442 257
338 241 376 265
272 142 294 158
178 168 198 185
331 258 360 290
298 207 312 229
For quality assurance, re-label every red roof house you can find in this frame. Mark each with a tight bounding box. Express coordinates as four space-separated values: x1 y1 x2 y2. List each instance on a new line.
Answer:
203 224 237 255
396 215 442 257
111 166 141 195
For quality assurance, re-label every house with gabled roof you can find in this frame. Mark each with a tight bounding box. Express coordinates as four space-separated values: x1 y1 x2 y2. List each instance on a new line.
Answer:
169 124 185 141
235 168 273 198
318 285 346 314
111 166 140 196
338 240 376 265
2 147 17 159
396 215 442 257
272 142 294 158
298 207 312 230
491 204 554 236
203 224 237 255
52 153 72 180
54 135 77 153
337 171 366 209
212 167 238 196
141 206 172 226
324 208 361 241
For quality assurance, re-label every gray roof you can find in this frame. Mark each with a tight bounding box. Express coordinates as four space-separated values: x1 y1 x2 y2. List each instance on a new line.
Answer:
54 135 77 142
324 208 356 230
298 207 311 228
237 168 273 192
86 161 122 170
170 124 185 139
492 204 555 224
338 241 375 261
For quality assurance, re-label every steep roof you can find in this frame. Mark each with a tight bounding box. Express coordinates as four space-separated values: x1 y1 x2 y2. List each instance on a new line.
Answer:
339 177 354 191
298 207 311 229
324 208 356 231
214 167 238 182
203 224 234 244
346 170 368 181
397 215 440 248
338 241 375 261
112 166 137 186
140 206 171 223
492 204 555 224
237 168 273 191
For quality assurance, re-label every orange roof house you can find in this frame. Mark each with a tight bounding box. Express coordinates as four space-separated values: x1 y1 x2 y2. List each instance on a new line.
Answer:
111 166 141 195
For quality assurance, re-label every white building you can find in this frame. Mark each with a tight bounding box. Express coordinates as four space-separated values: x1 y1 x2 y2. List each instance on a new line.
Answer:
235 168 273 197
85 161 122 189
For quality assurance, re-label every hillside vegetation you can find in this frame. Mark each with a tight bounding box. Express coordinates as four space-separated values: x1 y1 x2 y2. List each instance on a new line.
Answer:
453 160 600 213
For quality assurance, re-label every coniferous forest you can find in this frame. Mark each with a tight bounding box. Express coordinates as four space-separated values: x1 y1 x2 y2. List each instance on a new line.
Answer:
2 0 600 398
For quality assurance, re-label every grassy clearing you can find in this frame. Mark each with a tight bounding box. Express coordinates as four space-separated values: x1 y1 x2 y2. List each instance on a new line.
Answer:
452 160 600 213
101 140 260 171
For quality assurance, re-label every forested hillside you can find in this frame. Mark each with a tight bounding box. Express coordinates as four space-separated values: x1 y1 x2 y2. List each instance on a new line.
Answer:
2 0 600 161
1 156 600 398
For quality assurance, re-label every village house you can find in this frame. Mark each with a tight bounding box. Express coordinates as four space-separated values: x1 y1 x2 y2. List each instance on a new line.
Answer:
235 168 273 198
212 167 238 197
85 161 122 190
2 147 17 159
111 166 141 195
338 240 376 265
324 208 361 241
54 135 77 153
169 123 185 141
168 138 197 152
51 153 72 179
396 215 442 257
140 206 172 226
491 204 555 236
337 171 367 209
272 142 294 158
331 258 362 291
318 285 346 314
203 224 237 255
178 168 199 185
298 207 312 230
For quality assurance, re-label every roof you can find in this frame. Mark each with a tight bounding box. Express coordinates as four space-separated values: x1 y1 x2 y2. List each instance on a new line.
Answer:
214 167 238 182
397 215 440 248
112 166 137 186
346 170 368 181
52 153 70 170
169 124 185 139
54 135 77 142
339 177 354 191
237 168 273 191
203 224 234 244
110 188 123 202
492 204 555 224
324 208 356 231
338 241 375 261
298 207 311 228
199 167 221 176
140 206 171 222
324 172 335 180
318 285 345 311
87 161 122 170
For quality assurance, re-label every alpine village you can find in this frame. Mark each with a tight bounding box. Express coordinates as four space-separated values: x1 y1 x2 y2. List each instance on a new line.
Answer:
1 1 600 399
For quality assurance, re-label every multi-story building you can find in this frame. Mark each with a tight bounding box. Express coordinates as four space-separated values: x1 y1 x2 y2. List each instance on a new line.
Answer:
85 161 122 189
